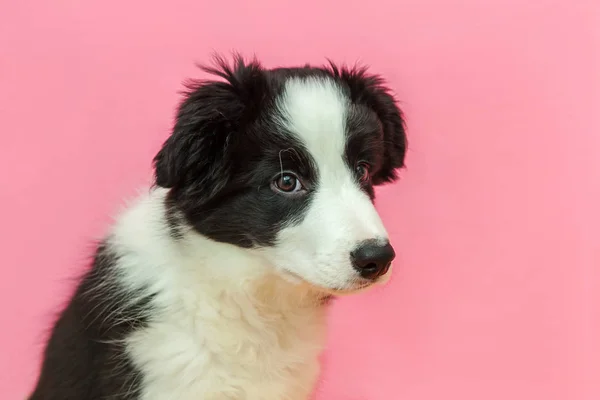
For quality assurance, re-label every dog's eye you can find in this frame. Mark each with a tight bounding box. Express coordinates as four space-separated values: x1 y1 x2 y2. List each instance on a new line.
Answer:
355 162 371 183
272 173 304 194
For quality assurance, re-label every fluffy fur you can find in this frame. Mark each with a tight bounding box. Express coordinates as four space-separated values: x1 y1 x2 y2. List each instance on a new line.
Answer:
30 55 407 400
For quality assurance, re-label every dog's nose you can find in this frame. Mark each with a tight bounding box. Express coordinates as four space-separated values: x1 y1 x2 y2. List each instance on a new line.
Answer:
351 240 396 280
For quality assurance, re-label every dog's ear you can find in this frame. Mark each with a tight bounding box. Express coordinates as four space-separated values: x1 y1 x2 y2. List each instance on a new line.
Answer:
367 87 407 185
154 55 267 204
329 63 407 185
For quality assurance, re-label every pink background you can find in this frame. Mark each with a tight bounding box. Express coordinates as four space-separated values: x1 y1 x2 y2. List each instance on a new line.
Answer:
1 0 599 398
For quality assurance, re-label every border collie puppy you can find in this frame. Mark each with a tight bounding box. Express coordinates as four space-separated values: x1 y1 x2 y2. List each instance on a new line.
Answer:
30 56 407 400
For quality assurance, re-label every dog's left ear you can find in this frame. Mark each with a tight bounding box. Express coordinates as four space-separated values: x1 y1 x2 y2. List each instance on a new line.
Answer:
368 86 407 185
331 64 408 185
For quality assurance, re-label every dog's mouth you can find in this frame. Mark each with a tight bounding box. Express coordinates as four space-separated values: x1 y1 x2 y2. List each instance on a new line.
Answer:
276 265 391 296
326 281 376 296
306 276 387 297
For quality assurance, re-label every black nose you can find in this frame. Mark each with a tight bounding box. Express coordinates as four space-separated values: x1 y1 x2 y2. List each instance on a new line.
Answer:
351 240 396 280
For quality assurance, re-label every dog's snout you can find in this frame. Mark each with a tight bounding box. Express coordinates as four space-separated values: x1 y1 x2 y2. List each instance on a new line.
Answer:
351 240 395 280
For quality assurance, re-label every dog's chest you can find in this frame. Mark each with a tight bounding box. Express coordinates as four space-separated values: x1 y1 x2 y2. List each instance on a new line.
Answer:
126 295 327 400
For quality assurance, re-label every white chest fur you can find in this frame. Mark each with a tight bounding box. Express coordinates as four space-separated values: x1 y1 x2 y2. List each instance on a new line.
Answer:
126 284 327 400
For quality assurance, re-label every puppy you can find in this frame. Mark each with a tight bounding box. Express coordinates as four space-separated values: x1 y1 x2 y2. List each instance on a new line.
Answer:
30 55 407 400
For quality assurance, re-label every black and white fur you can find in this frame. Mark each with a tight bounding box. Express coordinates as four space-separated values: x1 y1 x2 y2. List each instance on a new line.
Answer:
30 56 407 400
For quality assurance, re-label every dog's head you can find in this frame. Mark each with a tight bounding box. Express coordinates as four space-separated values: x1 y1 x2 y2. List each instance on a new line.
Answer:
154 56 407 294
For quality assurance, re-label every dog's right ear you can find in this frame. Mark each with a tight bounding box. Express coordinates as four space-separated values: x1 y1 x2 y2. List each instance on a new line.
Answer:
154 55 267 204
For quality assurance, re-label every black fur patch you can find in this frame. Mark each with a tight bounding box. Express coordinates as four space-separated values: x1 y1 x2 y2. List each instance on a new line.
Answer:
30 243 154 400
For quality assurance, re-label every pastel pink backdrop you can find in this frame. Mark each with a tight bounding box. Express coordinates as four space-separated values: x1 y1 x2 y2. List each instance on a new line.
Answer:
1 0 598 398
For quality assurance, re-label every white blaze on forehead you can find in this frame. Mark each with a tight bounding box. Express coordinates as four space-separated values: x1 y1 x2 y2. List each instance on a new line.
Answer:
276 77 348 170
267 76 389 291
